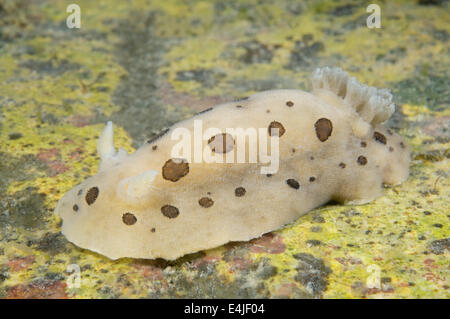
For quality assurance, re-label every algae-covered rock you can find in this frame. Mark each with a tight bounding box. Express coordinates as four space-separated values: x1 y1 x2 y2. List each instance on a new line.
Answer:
0 0 448 298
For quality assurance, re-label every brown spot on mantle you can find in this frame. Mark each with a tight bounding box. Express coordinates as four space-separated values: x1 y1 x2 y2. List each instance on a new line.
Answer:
162 159 189 182
208 133 235 153
161 205 180 218
315 118 333 142
85 187 99 205
235 187 246 197
268 121 286 137
373 131 387 145
199 197 214 208
357 156 368 165
286 179 300 189
122 212 137 225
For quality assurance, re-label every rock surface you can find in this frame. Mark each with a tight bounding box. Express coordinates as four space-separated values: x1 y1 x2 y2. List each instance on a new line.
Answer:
0 0 448 298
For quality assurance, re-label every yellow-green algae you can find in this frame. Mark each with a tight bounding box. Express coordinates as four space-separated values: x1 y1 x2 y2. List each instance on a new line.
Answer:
0 0 448 298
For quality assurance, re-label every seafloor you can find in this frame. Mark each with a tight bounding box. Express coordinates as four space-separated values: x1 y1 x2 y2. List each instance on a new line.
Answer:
0 0 448 298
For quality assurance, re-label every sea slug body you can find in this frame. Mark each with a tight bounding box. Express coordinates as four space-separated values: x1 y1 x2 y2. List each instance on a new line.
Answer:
55 67 411 260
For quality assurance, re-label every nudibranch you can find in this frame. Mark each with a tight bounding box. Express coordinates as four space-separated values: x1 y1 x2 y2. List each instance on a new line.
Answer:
55 67 410 260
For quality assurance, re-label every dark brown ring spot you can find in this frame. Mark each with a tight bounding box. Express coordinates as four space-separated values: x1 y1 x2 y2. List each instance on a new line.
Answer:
85 187 99 205
309 177 316 182
268 121 286 137
286 101 294 107
162 158 189 182
161 205 179 218
199 197 214 208
73 204 79 212
361 141 367 148
122 213 137 225
147 128 169 144
235 187 246 197
207 133 235 153
286 179 300 189
373 131 387 145
339 162 346 168
357 156 368 165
